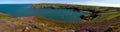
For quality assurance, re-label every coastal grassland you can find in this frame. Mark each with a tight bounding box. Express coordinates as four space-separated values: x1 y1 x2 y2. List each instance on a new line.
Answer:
0 13 14 19
0 13 119 32
0 4 119 32
34 16 120 32
90 9 120 22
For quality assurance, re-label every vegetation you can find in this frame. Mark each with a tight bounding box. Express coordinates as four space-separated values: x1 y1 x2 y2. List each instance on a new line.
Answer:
0 13 13 19
32 4 120 22
0 14 119 32
0 4 119 32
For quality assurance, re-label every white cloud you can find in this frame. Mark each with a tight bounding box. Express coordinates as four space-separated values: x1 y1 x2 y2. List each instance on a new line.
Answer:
71 0 120 7
49 0 120 7
83 1 120 7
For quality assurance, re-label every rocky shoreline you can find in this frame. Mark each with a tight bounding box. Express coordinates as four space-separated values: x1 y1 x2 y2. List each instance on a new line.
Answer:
32 4 100 22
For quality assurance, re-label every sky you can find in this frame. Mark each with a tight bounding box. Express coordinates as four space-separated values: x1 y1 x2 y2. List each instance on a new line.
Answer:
0 0 120 7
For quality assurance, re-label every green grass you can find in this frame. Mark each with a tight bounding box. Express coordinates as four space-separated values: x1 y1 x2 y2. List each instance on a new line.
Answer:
107 14 120 20
15 29 22 32
0 4 119 32
0 14 14 19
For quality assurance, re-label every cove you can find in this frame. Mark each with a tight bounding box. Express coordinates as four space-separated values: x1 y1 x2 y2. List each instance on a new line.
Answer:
0 4 85 22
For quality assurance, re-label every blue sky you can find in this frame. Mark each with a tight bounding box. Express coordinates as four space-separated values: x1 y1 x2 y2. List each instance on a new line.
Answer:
0 0 120 7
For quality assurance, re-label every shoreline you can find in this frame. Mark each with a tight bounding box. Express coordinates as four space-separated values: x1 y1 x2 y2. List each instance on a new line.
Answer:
0 4 119 32
32 4 100 22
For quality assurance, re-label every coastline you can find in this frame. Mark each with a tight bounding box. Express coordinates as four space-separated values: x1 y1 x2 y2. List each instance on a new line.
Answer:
32 4 101 22
0 4 119 32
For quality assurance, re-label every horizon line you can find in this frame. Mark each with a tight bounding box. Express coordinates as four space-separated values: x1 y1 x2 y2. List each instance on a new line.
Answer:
0 3 120 8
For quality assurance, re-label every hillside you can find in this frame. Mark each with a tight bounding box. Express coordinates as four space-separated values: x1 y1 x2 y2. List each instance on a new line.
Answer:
0 13 119 32
0 4 119 32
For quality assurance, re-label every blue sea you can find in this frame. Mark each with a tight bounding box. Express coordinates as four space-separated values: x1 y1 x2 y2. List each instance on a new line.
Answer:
0 4 85 22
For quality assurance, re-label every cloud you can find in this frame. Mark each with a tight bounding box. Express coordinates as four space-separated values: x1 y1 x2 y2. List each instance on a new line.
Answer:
80 0 120 7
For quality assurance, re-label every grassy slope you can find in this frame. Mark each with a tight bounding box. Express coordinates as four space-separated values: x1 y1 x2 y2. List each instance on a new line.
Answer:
0 13 119 32
0 13 13 19
0 4 119 32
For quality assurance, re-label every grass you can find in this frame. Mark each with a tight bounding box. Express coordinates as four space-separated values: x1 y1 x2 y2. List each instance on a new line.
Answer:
0 14 119 32
0 13 14 19
107 14 120 20
15 29 22 32
0 4 119 32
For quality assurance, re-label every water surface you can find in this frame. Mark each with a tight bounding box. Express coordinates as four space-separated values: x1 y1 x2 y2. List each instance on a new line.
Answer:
0 4 85 22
